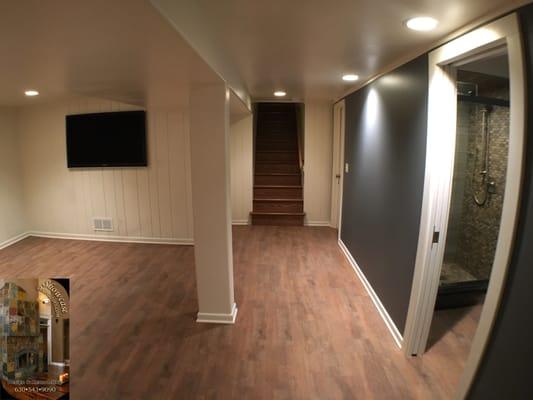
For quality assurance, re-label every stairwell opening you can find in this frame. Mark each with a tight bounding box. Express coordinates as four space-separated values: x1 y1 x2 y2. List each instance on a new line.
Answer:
251 103 305 225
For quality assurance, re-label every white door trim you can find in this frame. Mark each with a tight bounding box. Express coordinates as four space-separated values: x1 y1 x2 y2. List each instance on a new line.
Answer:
402 13 525 399
331 100 346 231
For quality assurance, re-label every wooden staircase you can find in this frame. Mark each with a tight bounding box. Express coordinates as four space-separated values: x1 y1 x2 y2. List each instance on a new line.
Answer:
251 103 305 226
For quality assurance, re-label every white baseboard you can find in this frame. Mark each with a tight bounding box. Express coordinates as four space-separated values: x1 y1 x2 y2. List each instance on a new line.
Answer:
338 239 403 348
28 231 194 246
197 302 238 324
0 232 31 251
232 220 250 226
305 221 332 227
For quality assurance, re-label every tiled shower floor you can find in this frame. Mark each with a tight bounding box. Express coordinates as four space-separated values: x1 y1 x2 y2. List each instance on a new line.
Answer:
440 262 477 285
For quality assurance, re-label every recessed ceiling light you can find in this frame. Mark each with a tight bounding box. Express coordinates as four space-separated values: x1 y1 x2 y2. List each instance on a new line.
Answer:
406 17 438 32
342 74 359 82
24 90 39 97
274 91 286 97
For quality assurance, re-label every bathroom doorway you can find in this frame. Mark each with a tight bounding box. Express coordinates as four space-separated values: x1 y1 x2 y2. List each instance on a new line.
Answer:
437 51 510 310
422 51 511 387
403 13 525 399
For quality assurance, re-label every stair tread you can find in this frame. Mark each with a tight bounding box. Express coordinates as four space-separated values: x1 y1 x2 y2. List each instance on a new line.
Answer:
254 185 302 188
251 212 305 216
254 198 303 202
255 160 298 162
255 173 300 176
256 150 296 153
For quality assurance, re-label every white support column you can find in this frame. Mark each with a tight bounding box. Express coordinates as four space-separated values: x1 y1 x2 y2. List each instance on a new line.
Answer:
189 83 237 324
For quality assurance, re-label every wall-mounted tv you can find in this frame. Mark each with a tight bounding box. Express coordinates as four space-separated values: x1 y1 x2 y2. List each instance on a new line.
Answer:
66 111 147 168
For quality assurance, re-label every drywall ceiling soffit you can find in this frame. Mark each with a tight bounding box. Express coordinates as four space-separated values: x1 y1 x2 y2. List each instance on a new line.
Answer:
230 90 251 124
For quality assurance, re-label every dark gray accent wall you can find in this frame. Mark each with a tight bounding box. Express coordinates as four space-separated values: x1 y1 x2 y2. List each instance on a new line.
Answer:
468 7 533 399
340 55 428 332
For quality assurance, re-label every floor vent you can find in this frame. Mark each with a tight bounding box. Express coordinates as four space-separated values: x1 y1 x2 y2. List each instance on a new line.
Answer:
93 217 113 232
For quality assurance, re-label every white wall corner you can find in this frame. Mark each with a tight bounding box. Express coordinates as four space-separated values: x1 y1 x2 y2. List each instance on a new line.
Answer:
305 221 332 227
28 231 193 246
232 220 250 226
0 232 30 251
197 302 238 324
338 239 404 348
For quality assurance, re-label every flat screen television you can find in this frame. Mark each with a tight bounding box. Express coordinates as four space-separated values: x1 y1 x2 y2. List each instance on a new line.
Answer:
66 111 147 168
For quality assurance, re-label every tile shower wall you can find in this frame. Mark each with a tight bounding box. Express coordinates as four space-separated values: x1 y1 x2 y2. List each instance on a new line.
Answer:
444 87 509 281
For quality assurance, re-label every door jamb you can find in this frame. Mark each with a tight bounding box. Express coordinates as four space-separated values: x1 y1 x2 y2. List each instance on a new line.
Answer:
402 13 526 399
331 100 346 233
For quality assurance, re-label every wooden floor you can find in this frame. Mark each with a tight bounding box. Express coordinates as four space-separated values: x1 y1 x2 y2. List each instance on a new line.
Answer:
0 226 479 399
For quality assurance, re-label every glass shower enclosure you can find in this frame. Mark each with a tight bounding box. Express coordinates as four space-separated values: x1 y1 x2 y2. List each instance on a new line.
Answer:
436 60 510 309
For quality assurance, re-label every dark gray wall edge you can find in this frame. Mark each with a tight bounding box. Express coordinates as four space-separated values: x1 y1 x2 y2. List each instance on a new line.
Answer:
467 5 533 399
340 55 428 334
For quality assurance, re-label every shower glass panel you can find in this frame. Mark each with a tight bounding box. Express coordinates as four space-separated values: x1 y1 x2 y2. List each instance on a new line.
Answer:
439 62 510 298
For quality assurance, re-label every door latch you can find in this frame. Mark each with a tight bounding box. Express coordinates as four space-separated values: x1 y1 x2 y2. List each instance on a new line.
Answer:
432 230 440 244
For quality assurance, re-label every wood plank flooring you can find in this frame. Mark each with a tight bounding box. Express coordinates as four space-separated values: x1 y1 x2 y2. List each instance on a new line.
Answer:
0 226 478 399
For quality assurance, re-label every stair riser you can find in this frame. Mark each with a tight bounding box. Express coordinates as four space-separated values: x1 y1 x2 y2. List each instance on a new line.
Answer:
255 164 300 173
258 128 296 134
251 214 304 226
255 159 299 165
256 153 299 162
256 141 297 148
254 187 302 199
255 174 301 185
258 119 296 124
256 146 298 153
257 136 297 142
258 121 296 126
256 140 297 146
258 131 296 137
253 201 303 213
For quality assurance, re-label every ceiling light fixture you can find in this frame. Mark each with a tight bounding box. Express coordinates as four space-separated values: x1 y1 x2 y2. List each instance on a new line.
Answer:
406 17 438 32
342 74 359 82
274 91 286 97
24 90 39 97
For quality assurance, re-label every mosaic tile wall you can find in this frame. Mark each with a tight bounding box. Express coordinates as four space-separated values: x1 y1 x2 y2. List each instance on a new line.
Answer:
0 283 43 380
443 82 509 282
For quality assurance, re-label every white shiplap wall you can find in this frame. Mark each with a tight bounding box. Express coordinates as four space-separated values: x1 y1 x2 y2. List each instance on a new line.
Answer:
18 97 193 243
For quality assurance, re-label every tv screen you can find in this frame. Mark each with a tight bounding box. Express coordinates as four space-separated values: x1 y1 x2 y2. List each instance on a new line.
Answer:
66 111 147 168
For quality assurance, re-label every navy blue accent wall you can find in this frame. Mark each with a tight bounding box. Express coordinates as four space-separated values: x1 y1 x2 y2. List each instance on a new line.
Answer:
468 7 533 399
340 55 428 333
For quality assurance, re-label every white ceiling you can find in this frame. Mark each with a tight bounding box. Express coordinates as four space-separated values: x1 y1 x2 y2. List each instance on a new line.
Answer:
152 0 529 102
0 0 527 109
0 0 219 108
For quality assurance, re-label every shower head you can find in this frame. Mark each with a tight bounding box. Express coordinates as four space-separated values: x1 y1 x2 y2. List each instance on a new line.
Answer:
457 81 478 96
